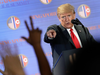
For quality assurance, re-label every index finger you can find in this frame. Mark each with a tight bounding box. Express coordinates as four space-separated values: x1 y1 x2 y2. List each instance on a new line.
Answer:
25 21 30 32
53 32 56 38
30 16 34 30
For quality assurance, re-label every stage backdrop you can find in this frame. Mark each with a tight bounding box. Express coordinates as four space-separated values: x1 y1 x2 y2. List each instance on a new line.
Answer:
0 0 100 75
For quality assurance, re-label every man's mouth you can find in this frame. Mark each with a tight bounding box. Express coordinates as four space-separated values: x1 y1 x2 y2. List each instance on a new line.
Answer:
66 22 70 24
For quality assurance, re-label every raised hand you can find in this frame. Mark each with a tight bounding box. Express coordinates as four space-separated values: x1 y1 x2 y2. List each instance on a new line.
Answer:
0 44 25 75
0 69 9 75
21 16 42 46
21 16 52 75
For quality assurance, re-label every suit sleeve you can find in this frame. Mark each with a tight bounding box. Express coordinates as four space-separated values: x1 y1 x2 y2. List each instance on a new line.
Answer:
44 25 58 43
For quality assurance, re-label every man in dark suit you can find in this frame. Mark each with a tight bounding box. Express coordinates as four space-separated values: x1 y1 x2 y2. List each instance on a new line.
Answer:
44 3 96 69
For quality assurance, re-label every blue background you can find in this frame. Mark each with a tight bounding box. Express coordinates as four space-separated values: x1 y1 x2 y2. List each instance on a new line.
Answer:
0 0 100 75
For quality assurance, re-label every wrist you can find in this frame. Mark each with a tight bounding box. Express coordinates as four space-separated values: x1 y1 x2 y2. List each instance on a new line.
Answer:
16 71 25 75
14 69 25 75
33 43 41 49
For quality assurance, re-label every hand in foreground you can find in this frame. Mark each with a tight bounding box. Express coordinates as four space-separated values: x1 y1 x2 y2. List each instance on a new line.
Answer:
21 16 42 46
21 16 52 75
0 69 8 75
0 44 25 75
47 30 56 38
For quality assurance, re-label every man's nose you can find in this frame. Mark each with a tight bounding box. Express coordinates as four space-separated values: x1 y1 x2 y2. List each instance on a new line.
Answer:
65 17 69 21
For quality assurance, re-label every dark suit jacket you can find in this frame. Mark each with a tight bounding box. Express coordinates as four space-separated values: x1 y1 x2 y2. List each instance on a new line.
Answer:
44 24 96 65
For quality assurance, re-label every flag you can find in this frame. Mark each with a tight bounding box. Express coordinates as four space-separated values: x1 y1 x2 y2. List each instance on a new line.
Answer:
40 0 52 4
19 54 28 68
78 5 91 18
7 16 20 30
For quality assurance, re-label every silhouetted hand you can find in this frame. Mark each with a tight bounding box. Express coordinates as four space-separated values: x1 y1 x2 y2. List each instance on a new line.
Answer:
21 16 42 46
0 69 9 75
0 44 25 75
21 16 52 75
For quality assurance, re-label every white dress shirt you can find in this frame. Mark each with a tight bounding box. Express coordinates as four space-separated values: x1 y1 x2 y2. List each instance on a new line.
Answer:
67 25 82 48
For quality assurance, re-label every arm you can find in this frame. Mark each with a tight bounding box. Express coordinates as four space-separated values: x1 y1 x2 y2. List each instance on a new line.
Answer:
0 69 8 75
21 16 52 75
44 25 57 43
33 44 52 75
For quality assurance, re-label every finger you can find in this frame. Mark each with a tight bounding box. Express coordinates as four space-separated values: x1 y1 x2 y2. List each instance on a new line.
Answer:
21 37 28 41
36 28 39 31
13 44 19 55
1 57 7 69
49 33 53 38
39 30 42 34
30 16 34 30
0 44 12 56
0 69 5 74
47 33 51 38
53 32 56 38
36 28 42 33
73 53 76 61
47 33 50 37
25 21 30 32
47 32 53 38
21 37 30 44
69 55 73 64
0 50 3 57
5 44 12 56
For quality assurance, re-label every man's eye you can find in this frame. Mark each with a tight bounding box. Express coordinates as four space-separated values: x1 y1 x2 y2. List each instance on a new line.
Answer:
62 16 66 18
68 15 71 17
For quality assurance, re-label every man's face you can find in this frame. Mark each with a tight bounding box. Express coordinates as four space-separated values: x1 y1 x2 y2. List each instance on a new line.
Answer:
58 12 75 29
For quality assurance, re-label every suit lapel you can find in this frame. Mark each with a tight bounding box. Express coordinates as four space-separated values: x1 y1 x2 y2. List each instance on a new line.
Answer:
74 25 87 47
58 25 75 47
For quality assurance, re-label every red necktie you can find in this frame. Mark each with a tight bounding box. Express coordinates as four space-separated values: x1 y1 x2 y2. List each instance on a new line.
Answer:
70 29 81 49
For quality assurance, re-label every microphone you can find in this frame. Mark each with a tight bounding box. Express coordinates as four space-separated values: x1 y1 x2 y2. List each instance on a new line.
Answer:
71 18 83 26
71 18 88 43
71 19 79 25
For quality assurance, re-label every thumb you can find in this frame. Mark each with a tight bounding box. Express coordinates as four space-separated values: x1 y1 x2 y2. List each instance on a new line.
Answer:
0 69 5 74
21 37 29 42
21 37 32 45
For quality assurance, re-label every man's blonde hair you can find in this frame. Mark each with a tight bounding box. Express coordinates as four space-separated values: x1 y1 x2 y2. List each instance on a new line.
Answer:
57 3 75 17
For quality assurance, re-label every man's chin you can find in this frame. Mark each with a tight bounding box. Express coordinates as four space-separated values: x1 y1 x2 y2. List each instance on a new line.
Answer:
65 25 72 29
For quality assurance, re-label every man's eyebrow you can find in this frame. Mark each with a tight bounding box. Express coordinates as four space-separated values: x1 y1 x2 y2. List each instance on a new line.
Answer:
62 16 66 17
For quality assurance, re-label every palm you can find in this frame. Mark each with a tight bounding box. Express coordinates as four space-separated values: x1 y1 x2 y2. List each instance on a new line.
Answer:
21 16 42 45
